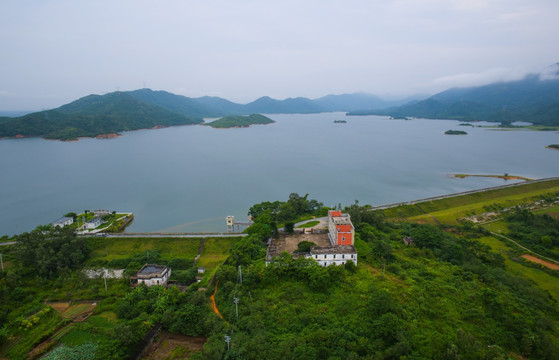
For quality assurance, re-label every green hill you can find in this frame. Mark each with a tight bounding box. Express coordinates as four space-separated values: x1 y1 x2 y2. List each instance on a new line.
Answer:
349 63 559 125
0 92 202 140
205 114 275 128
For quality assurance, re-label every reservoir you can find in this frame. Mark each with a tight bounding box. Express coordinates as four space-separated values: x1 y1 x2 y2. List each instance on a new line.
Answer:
1 112 558 236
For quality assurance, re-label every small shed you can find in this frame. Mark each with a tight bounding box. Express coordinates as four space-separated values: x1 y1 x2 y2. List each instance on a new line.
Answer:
403 237 414 246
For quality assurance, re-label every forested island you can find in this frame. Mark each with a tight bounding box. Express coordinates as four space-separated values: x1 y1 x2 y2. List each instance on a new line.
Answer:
445 130 468 135
547 144 559 150
1 182 559 359
205 114 274 128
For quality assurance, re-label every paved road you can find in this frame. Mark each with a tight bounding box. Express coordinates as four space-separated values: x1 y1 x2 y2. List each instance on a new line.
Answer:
96 233 247 238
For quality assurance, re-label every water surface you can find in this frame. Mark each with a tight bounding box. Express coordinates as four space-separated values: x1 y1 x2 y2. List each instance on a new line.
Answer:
1 113 557 236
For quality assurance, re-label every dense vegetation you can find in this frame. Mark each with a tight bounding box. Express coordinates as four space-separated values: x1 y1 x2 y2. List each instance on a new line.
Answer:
203 202 559 359
205 114 275 128
444 130 468 135
1 191 558 359
0 92 201 140
548 144 559 150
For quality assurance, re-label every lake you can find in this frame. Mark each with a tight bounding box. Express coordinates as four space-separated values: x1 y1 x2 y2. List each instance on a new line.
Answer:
1 112 558 236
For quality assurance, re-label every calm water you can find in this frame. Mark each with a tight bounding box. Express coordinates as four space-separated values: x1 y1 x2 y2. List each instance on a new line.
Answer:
1 113 558 236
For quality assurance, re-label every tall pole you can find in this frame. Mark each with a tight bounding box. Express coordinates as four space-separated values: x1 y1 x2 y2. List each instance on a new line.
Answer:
238 265 242 284
225 335 231 351
0 254 3 271
233 297 239 321
103 268 107 292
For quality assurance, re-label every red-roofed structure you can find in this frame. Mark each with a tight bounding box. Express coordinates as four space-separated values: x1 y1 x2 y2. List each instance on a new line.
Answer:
328 210 354 246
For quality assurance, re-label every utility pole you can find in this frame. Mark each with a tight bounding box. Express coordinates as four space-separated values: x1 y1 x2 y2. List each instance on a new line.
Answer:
238 265 242 284
103 268 107 292
225 335 231 351
0 254 4 271
233 297 239 321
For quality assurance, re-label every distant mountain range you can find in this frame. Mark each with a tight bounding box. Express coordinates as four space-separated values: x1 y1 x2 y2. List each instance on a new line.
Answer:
1 63 559 140
349 63 559 126
0 90 418 140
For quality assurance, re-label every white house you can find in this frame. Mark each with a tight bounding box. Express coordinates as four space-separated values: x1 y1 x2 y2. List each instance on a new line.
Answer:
51 217 73 228
307 245 358 267
130 264 171 287
85 216 102 229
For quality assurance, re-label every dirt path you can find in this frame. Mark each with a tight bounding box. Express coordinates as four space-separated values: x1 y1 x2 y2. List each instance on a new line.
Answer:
194 237 206 265
210 282 223 319
522 254 559 270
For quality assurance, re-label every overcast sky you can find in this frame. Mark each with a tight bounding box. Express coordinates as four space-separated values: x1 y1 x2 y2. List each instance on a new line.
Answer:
1 0 558 110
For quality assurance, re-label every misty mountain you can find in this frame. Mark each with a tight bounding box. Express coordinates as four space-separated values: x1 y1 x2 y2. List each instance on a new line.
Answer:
314 93 414 111
243 96 322 114
353 63 559 125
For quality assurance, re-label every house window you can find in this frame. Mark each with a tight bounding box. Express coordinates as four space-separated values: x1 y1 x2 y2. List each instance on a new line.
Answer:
342 237 345 241
324 262 327 266
324 255 327 259
342 255 345 259
333 255 336 259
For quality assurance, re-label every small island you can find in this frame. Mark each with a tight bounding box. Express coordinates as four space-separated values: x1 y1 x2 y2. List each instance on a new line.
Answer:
546 144 559 150
205 114 275 129
333 120 347 123
451 173 533 181
458 123 474 127
445 130 468 135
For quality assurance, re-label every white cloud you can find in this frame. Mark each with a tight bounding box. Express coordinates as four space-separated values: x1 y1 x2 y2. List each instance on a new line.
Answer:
539 63 559 81
431 67 529 89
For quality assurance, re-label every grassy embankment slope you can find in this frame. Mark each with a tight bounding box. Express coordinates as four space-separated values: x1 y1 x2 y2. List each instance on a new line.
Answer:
382 178 559 225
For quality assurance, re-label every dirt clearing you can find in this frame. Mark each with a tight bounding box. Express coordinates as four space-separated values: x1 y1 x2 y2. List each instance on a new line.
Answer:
143 331 205 359
522 254 559 270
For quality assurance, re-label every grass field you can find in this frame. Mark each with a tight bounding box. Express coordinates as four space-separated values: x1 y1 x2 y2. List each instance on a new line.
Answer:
382 179 559 224
87 237 201 264
197 237 237 284
297 220 320 228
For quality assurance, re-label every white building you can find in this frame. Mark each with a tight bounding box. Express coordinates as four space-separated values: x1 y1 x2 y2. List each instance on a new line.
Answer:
130 264 171 287
307 245 358 267
51 217 73 228
85 216 102 229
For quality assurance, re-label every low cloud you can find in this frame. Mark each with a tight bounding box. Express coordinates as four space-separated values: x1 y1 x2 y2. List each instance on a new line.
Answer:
539 63 559 81
431 67 529 89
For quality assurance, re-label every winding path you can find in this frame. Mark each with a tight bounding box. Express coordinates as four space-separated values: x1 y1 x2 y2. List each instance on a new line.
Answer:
210 282 223 319
489 231 559 266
